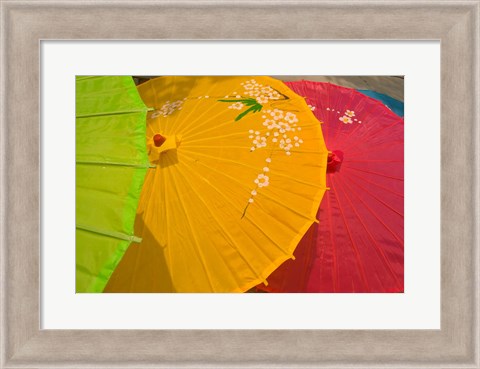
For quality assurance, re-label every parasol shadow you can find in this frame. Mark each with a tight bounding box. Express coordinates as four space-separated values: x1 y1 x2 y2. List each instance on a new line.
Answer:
103 214 176 293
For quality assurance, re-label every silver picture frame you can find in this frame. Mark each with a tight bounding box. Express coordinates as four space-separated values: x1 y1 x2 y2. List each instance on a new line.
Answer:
1 1 478 367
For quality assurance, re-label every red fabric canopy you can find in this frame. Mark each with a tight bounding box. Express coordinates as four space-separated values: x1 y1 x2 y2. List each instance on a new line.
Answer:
260 81 404 293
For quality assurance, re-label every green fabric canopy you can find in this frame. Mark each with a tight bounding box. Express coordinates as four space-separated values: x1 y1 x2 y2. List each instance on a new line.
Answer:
76 76 149 293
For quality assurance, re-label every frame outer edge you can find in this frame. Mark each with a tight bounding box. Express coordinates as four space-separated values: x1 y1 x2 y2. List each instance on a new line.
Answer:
2 1 42 366
0 1 479 368
0 1 7 369
474 2 480 367
442 3 475 364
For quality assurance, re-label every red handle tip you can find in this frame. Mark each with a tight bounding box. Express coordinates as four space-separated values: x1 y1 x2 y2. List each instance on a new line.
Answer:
153 134 166 147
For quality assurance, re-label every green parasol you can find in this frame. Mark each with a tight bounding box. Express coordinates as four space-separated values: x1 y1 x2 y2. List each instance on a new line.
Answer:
75 76 150 293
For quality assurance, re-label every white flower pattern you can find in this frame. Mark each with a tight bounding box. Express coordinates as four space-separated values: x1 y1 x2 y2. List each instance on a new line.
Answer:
325 107 362 125
256 96 269 104
228 102 244 110
151 98 186 118
339 116 353 124
245 106 304 208
223 80 306 215
241 79 281 103
254 173 270 188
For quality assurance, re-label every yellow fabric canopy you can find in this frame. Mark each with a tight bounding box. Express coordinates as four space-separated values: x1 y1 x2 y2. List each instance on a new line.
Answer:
105 76 328 293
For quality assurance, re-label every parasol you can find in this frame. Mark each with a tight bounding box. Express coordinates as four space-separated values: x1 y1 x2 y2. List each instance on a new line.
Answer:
357 89 404 117
259 80 404 293
104 76 328 293
76 76 150 293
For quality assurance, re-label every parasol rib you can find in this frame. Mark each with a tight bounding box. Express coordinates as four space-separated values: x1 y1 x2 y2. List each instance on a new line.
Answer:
180 156 297 257
333 176 402 289
76 224 142 243
171 162 268 286
168 161 216 291
181 151 322 223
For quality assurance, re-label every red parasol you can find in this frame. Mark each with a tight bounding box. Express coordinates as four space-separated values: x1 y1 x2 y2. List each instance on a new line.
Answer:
260 81 404 293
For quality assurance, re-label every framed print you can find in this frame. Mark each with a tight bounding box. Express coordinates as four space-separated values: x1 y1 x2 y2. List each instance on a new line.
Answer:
1 1 479 368
42 45 436 331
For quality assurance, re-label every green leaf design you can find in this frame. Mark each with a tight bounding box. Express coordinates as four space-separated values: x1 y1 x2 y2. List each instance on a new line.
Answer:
218 97 263 121
218 98 258 106
234 104 263 121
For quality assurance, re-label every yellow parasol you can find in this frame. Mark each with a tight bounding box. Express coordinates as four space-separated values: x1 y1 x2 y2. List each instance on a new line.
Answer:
105 76 328 292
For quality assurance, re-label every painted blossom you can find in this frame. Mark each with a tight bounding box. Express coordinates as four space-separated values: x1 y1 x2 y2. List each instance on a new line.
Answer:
256 96 269 104
339 116 353 124
345 110 355 117
151 99 185 118
228 102 244 110
254 173 270 188
284 112 299 124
